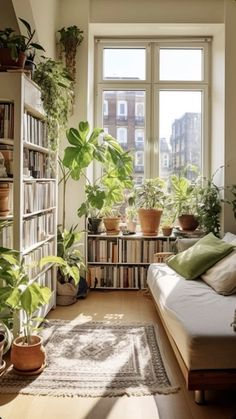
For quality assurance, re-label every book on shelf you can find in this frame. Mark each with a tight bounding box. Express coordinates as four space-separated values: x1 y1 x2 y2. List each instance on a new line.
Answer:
23 112 47 147
0 102 14 139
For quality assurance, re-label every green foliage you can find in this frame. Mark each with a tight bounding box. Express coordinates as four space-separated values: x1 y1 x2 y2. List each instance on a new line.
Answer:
0 247 51 344
62 121 134 218
0 18 45 60
169 175 197 217
33 58 73 149
58 25 83 82
129 178 166 210
40 226 85 286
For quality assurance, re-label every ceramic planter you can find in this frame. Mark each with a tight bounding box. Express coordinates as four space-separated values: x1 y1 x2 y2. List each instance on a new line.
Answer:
162 226 173 237
11 335 46 374
0 49 26 69
178 214 199 231
103 217 120 235
138 208 163 236
88 217 103 234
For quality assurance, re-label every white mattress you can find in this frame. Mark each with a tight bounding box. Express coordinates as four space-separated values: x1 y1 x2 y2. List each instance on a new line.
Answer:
147 263 236 370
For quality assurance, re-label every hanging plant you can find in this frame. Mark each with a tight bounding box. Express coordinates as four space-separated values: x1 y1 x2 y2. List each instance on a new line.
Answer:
58 25 84 85
33 57 73 150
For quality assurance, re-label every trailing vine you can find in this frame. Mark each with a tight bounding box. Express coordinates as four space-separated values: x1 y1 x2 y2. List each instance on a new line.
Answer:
33 58 73 150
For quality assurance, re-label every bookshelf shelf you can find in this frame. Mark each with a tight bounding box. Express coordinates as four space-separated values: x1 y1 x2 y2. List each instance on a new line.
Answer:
87 233 175 290
0 72 57 332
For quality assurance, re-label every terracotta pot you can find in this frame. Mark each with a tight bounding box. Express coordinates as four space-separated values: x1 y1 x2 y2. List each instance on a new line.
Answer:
162 226 173 237
0 184 10 216
138 208 163 236
11 335 46 373
103 217 120 234
178 214 199 231
0 49 26 69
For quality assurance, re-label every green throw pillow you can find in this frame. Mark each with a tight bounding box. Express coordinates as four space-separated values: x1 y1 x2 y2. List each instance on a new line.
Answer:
166 233 235 280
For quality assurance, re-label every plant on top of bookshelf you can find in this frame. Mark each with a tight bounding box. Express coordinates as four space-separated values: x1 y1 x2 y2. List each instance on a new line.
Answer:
62 121 134 234
128 178 166 236
33 57 73 150
0 18 45 69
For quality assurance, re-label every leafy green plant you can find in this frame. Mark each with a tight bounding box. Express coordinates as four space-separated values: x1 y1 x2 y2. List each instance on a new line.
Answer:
45 225 85 285
0 18 45 60
58 25 83 83
169 175 197 217
33 58 73 149
129 178 166 209
0 247 51 344
62 121 133 219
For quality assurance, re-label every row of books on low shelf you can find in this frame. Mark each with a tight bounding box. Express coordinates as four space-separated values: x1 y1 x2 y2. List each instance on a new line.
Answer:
24 181 56 214
23 212 54 250
88 265 148 289
88 238 175 264
0 102 14 139
24 239 55 278
23 112 47 148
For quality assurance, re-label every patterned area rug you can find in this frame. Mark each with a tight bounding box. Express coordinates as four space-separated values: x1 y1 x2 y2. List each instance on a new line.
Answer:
0 321 179 397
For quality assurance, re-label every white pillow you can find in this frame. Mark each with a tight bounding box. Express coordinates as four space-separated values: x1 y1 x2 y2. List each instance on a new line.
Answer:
222 232 236 244
201 250 236 295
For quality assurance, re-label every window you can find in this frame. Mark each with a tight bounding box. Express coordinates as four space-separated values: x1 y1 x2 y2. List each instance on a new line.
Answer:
117 100 127 119
96 39 209 182
117 127 127 145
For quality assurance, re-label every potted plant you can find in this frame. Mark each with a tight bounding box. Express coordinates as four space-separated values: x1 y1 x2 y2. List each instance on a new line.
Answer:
125 205 138 233
53 225 85 305
169 175 199 231
0 247 52 373
58 25 84 84
0 18 45 69
62 121 133 233
129 178 166 236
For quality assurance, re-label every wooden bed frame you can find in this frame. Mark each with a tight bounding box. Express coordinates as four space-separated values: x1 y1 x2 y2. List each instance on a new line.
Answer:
150 291 236 404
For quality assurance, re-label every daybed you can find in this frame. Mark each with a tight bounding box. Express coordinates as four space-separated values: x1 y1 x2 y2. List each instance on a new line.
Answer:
147 233 236 404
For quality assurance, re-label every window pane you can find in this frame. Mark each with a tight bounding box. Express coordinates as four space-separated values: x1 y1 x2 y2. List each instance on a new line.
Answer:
159 49 202 81
103 48 146 80
102 90 146 184
159 91 202 180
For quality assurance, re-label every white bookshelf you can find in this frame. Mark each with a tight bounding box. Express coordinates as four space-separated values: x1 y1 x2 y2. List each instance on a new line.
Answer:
87 233 175 289
0 72 57 328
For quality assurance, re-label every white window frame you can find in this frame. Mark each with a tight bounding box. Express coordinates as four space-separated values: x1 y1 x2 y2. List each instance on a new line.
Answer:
117 127 128 144
135 151 144 166
117 100 127 118
95 38 210 180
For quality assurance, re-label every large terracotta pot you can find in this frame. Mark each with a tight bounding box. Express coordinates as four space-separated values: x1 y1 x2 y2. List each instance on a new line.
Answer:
0 49 26 69
11 335 46 373
178 214 199 231
138 208 163 236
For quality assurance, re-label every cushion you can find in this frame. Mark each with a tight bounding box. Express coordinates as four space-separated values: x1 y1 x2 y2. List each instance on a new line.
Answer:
166 233 235 280
222 232 236 244
176 238 200 252
201 250 236 295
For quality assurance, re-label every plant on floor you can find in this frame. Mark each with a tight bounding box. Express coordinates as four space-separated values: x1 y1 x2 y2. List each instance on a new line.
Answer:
33 57 73 150
58 25 84 84
0 246 53 372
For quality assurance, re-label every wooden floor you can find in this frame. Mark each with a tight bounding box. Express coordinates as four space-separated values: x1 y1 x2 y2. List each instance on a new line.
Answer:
1 290 236 419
